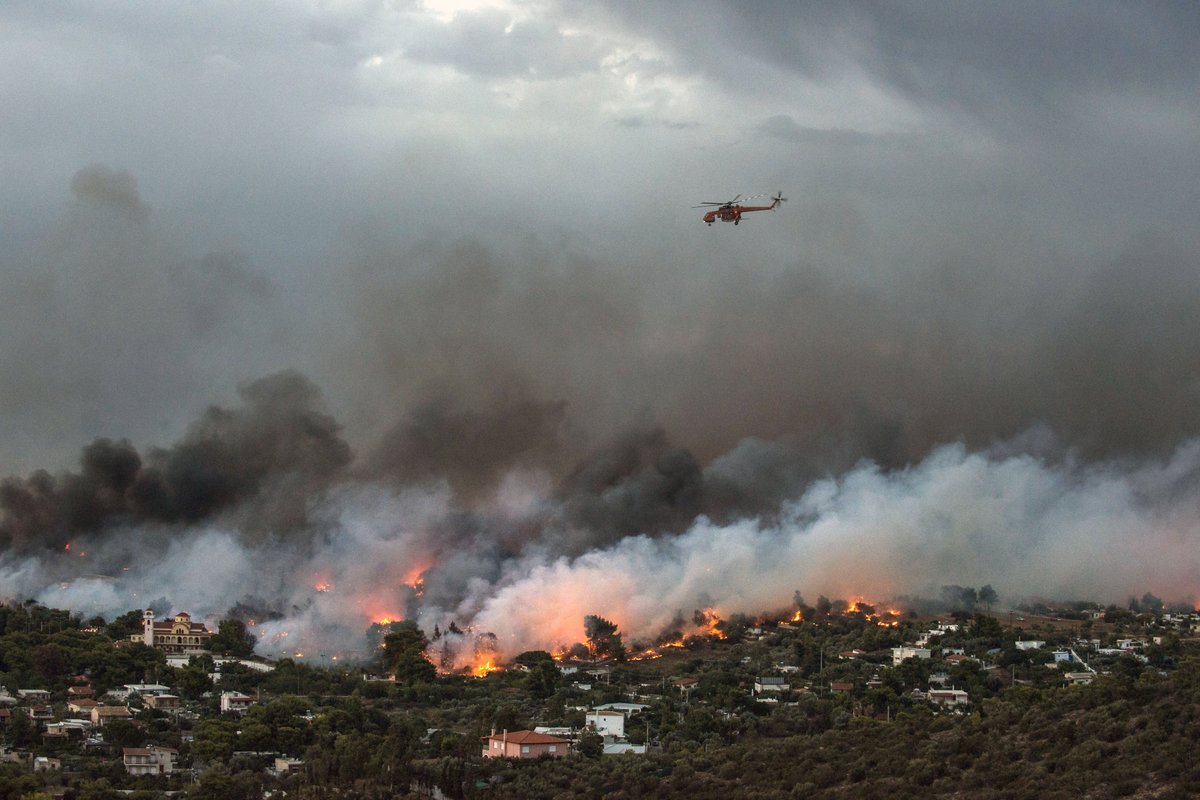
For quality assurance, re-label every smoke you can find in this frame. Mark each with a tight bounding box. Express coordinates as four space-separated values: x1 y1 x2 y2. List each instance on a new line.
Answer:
0 370 350 553
6 392 1200 666
4 169 1200 666
70 165 147 221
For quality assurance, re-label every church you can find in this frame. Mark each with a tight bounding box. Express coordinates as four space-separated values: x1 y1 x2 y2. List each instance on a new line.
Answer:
131 610 212 654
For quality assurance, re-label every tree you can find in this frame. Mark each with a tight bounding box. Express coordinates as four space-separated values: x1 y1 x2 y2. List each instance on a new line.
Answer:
978 585 998 611
513 650 555 668
524 660 560 699
382 621 436 684
209 619 257 657
4 709 36 748
101 718 144 749
584 615 625 662
1139 593 1164 616
31 643 66 683
577 729 603 758
105 609 145 641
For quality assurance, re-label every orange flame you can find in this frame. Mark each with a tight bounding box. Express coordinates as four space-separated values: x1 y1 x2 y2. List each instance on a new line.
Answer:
697 608 727 639
471 658 502 678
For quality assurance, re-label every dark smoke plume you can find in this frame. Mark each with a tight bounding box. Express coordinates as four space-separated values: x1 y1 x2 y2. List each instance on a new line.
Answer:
0 371 350 553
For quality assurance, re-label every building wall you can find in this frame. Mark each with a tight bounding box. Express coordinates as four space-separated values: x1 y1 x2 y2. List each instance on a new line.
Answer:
587 711 625 738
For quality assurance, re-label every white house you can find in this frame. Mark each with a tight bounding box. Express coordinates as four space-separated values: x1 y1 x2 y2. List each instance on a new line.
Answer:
123 745 178 776
586 709 626 739
754 676 788 694
220 691 255 714
928 689 969 708
1015 640 1045 651
892 646 932 666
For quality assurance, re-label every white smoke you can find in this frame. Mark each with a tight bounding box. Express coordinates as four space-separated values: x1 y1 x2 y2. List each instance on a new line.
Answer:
6 437 1199 665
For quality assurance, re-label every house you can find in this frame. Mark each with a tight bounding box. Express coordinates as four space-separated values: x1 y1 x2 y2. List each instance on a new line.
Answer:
44 721 88 739
829 682 854 694
1015 640 1045 651
892 646 932 666
1052 650 1072 663
1065 672 1094 686
220 692 255 714
68 699 98 716
673 676 699 698
594 702 649 715
481 730 570 759
33 756 61 772
131 610 212 654
603 742 648 755
586 709 626 739
123 684 171 698
91 706 132 727
16 689 50 702
928 689 970 708
123 745 178 775
754 676 787 694
144 694 182 713
67 685 94 698
533 726 577 742
273 757 305 776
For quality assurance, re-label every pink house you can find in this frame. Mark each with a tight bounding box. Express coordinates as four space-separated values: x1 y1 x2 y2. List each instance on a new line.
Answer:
481 730 570 759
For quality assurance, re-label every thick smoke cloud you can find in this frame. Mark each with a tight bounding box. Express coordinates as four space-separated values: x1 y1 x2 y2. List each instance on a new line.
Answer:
0 371 350 553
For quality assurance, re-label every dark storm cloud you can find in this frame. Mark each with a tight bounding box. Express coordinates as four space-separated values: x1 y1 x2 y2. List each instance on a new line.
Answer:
602 1 1200 108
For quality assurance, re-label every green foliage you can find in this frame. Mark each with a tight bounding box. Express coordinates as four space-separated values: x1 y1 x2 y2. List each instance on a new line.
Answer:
577 729 603 758
105 610 145 641
208 619 257 657
381 621 437 684
100 718 144 749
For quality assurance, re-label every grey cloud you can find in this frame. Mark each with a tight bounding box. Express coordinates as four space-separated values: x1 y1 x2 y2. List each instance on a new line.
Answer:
759 115 882 145
403 9 606 78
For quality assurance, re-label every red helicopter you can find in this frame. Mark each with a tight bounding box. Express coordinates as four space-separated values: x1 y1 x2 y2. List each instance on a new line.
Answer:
695 192 787 225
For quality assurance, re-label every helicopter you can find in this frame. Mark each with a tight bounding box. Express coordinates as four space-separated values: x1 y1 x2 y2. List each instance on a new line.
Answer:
695 192 787 225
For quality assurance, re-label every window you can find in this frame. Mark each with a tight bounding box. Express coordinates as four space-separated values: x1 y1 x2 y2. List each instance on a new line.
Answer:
521 746 530 754
548 745 557 753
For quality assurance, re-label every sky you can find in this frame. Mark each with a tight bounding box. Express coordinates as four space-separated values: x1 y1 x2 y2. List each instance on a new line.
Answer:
2 1 1199 660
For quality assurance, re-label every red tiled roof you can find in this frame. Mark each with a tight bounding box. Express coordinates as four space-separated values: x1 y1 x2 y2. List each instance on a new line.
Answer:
482 730 570 745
